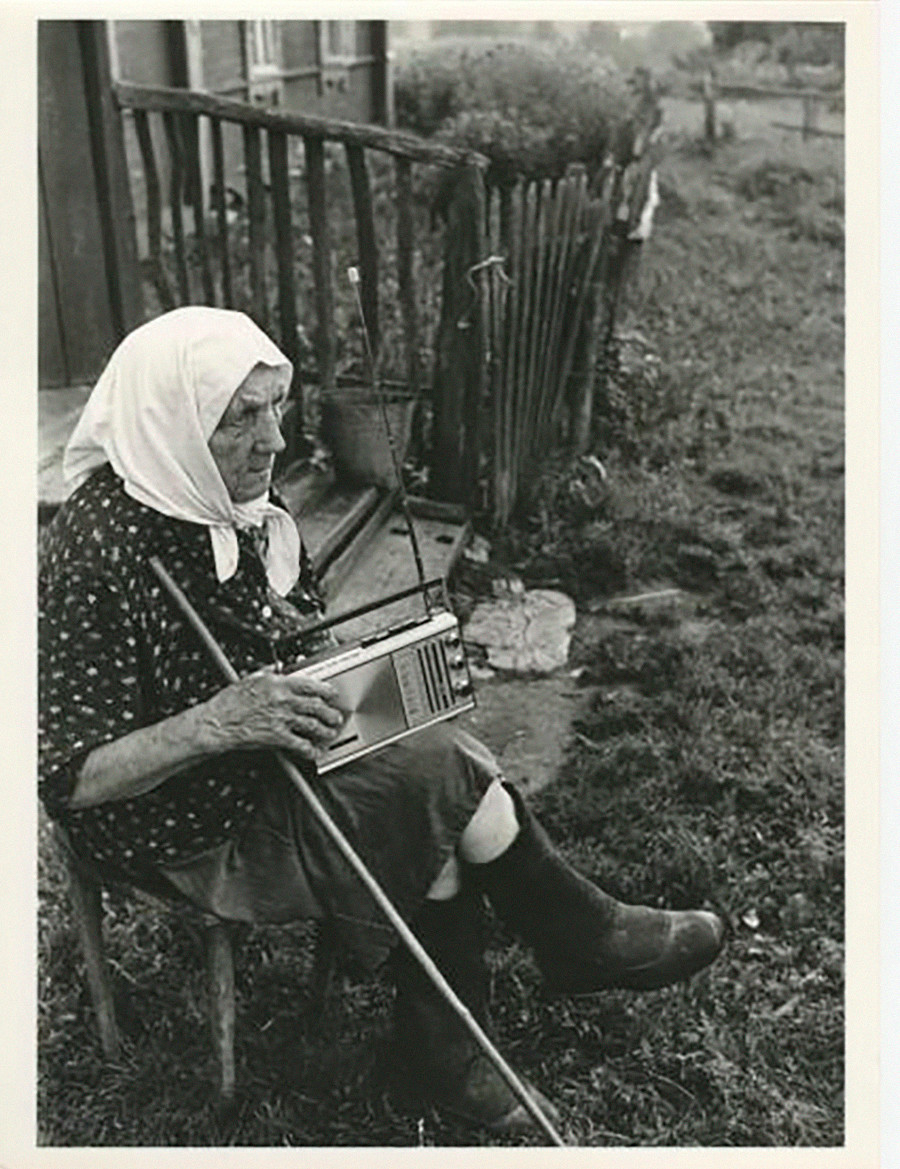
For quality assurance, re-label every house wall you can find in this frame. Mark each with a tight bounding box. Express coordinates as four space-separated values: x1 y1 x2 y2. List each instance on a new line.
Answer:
39 21 132 386
200 21 247 97
113 20 177 86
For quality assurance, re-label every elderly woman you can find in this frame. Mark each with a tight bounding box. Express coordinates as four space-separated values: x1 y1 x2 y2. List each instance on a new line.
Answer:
39 307 723 1137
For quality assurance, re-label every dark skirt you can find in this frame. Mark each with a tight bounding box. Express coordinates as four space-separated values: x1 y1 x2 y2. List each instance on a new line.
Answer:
155 725 501 970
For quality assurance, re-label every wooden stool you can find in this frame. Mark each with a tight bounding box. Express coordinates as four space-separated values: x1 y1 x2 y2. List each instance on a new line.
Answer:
56 830 239 1099
55 829 341 1098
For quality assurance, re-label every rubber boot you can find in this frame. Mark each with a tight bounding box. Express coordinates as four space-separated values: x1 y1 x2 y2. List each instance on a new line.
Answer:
391 886 559 1137
471 784 725 994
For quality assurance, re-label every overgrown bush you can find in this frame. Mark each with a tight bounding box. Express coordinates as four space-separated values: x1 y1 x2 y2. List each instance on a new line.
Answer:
395 40 646 184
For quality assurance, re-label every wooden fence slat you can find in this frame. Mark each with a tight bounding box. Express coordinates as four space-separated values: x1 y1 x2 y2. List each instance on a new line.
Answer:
555 194 610 442
210 117 233 308
519 180 552 478
497 181 524 522
509 182 538 498
162 110 190 303
181 112 214 303
531 176 571 445
394 156 420 399
345 143 379 359
537 170 587 442
304 135 336 399
132 108 174 311
461 162 487 496
529 176 567 447
243 122 268 329
268 128 302 429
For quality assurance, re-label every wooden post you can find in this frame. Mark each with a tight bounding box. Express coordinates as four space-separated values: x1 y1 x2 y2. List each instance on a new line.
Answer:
702 69 717 147
801 94 821 142
346 143 380 359
163 111 190 303
243 123 269 329
268 128 303 454
59 841 121 1062
210 118 233 308
394 156 421 400
204 920 236 1099
133 109 175 311
304 134 337 413
182 111 214 304
429 163 487 505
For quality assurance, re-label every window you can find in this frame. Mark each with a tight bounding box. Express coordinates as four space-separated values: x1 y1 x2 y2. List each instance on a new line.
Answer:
320 21 356 62
246 20 280 77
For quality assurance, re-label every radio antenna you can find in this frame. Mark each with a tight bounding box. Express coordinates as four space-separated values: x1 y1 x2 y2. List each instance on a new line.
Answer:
347 267 432 617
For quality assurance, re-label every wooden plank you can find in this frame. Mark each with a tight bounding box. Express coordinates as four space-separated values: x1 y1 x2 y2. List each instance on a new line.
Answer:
181 111 214 303
304 135 336 397
288 483 375 567
320 488 399 604
114 81 487 169
408 495 468 524
243 122 268 328
345 142 379 357
133 109 175 311
394 156 420 396
323 508 469 642
210 117 233 307
309 486 380 575
162 110 190 302
268 128 302 400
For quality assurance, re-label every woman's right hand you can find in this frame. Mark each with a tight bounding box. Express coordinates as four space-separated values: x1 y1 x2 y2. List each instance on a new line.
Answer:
201 669 346 762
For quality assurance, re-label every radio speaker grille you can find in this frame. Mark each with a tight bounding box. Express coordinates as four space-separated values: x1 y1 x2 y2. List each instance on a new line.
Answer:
416 641 454 714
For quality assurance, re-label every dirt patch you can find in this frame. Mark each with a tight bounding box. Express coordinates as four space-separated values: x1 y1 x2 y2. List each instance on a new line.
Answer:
459 674 593 794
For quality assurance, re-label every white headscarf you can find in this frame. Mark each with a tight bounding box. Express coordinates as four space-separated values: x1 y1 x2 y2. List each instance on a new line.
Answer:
63 306 302 596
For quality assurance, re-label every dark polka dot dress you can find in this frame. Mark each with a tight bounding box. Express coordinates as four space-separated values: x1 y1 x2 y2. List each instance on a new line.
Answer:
38 464 332 883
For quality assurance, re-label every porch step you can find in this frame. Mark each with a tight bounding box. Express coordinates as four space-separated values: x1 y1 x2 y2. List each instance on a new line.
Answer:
278 464 471 641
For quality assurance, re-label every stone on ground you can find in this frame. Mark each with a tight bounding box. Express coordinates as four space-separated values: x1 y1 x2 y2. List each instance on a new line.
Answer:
463 588 576 674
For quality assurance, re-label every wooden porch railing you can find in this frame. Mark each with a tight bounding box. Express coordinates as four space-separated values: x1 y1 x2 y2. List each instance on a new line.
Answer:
112 82 488 495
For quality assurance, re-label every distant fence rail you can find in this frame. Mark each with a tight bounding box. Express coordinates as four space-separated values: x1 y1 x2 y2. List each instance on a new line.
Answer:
695 75 844 143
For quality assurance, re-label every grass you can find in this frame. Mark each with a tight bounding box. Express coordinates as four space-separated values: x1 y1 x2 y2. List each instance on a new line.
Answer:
37 96 844 1146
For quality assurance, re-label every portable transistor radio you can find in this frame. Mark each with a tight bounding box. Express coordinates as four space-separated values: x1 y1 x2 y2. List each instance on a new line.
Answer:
280 267 477 771
286 607 474 772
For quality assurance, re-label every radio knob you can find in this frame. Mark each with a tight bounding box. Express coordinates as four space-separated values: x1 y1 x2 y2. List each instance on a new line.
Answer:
444 632 460 648
453 679 472 696
451 654 465 669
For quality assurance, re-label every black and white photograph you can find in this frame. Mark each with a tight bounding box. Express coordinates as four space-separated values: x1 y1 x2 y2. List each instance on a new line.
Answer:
12 4 880 1157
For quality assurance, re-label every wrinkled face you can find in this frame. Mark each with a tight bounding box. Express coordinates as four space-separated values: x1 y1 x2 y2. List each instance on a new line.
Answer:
208 363 288 503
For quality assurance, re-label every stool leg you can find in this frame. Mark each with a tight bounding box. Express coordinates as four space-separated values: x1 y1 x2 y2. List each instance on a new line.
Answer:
204 921 235 1099
65 864 121 1061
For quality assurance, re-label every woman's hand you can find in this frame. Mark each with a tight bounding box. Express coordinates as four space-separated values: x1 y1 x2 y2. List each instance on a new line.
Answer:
201 669 346 762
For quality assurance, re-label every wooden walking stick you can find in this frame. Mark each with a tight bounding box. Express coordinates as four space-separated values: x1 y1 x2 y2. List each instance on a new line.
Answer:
148 555 566 1147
